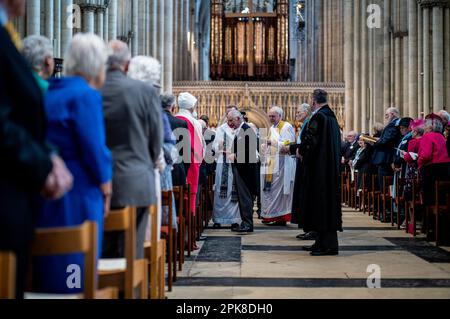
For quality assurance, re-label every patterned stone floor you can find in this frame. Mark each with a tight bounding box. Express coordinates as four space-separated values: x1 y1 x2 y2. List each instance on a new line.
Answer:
167 208 450 299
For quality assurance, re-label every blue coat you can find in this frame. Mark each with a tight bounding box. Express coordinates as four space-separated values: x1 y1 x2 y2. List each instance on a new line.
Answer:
371 119 402 166
33 76 112 294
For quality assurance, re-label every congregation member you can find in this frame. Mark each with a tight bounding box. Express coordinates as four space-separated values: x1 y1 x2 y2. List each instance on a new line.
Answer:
226 110 259 234
352 136 375 197
177 92 205 249
162 93 190 187
0 0 73 298
261 107 296 226
33 33 112 294
298 89 342 256
341 131 360 173
22 35 55 93
212 106 241 230
418 116 450 206
101 41 162 259
371 107 402 204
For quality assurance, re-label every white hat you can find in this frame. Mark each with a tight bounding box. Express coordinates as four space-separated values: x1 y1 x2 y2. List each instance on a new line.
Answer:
178 92 197 110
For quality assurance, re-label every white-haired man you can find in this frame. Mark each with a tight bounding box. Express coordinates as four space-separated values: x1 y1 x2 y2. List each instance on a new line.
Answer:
101 40 163 260
261 106 296 226
212 105 241 231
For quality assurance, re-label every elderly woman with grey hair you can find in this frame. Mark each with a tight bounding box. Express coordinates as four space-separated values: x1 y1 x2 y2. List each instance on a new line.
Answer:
33 33 113 294
22 35 54 92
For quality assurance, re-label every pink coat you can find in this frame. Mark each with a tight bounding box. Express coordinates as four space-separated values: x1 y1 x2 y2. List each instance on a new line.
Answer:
404 137 421 164
418 132 450 169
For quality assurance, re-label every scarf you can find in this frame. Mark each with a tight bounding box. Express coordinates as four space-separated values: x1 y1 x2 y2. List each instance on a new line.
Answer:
263 121 285 192
219 127 238 202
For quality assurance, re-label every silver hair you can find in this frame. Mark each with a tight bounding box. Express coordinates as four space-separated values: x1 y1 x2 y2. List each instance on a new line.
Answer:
270 106 284 119
128 56 161 84
438 110 450 122
64 33 107 80
161 92 176 109
228 109 243 119
22 35 54 73
299 103 312 114
386 107 400 117
107 40 131 70
425 119 444 133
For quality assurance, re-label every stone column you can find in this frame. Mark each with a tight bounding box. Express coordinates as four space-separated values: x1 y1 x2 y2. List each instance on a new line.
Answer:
131 0 139 56
157 0 165 85
418 4 423 117
361 0 368 132
138 0 146 55
344 0 354 132
96 8 104 39
373 0 385 124
108 0 118 40
423 7 431 115
394 0 402 113
82 5 95 33
172 0 178 82
164 0 174 91
54 0 61 57
45 0 54 41
61 0 73 57
408 0 418 118
353 0 361 132
401 0 409 115
104 6 109 42
27 0 40 35
432 5 444 111
383 0 392 108
150 0 158 57
445 7 450 109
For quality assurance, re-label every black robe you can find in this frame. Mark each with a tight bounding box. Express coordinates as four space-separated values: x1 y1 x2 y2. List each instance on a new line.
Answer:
298 105 343 233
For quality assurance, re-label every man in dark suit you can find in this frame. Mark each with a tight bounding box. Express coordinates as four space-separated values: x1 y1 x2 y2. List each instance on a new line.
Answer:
0 0 73 298
161 93 190 187
101 40 163 259
372 107 402 192
226 110 259 234
341 131 360 172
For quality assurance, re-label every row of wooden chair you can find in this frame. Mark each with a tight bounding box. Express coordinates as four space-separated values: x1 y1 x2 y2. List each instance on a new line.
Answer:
343 170 450 246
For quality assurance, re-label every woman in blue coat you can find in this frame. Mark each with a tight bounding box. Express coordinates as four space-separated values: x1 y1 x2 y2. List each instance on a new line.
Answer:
33 34 112 294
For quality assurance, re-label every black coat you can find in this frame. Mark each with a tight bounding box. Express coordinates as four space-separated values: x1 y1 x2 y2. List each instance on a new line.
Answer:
0 26 53 298
371 119 402 166
165 111 190 186
298 105 343 233
232 123 259 196
0 26 53 252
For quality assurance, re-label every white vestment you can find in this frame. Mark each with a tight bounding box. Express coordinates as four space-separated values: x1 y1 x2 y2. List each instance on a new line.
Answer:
261 122 296 219
212 123 241 225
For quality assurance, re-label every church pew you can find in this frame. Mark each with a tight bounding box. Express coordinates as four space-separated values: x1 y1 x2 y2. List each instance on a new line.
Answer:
393 177 406 229
0 251 15 299
29 221 119 299
368 174 380 218
184 184 193 257
405 178 423 237
161 191 175 292
99 207 148 299
379 176 393 223
425 181 450 246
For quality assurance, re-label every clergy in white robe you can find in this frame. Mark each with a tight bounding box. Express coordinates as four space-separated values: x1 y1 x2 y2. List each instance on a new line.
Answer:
260 107 296 225
212 122 241 226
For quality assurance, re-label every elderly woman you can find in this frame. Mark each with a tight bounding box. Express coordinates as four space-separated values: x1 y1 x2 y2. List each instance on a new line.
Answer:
33 33 113 294
22 35 54 92
418 116 450 206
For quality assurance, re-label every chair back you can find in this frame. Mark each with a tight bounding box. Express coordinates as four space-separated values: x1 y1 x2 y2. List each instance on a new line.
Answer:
0 251 16 299
31 221 97 299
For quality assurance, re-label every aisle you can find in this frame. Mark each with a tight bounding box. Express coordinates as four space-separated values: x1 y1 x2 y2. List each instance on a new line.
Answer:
167 208 450 299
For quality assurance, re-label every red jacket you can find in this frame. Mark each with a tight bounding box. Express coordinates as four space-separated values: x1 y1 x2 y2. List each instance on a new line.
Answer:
404 137 421 165
418 132 450 169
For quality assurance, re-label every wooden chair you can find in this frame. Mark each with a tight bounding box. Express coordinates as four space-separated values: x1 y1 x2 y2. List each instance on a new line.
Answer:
405 178 423 236
99 207 148 299
184 184 193 257
368 174 380 217
0 251 16 299
426 181 450 246
173 186 185 271
144 205 165 299
29 221 117 299
380 176 393 223
393 176 406 229
160 191 175 292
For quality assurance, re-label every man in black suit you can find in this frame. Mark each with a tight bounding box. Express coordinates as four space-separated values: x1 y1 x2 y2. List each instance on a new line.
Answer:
341 131 360 173
372 107 402 192
0 0 72 298
226 110 259 234
161 93 190 187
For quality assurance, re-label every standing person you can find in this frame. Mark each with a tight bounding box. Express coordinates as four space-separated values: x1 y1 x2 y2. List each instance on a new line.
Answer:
101 41 162 260
341 131 360 173
212 108 241 230
33 33 112 294
260 107 296 226
298 89 342 256
0 0 73 298
226 110 259 234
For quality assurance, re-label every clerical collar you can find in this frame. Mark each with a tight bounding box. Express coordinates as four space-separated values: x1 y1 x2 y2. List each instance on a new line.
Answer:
0 4 7 27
